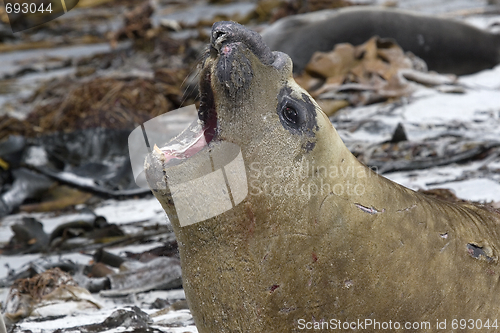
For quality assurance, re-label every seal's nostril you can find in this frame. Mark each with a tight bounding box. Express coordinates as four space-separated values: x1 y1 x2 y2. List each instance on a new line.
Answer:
212 30 228 51
211 21 275 65
214 31 225 41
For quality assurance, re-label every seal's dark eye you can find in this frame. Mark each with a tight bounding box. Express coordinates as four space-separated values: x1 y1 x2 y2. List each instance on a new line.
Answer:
282 105 298 125
277 86 318 139
279 98 304 130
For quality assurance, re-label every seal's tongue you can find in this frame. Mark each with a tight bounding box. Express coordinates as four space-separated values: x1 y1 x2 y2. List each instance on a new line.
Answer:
157 120 209 165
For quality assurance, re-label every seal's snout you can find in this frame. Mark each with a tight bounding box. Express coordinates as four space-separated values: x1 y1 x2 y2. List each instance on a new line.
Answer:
208 22 293 98
211 21 275 66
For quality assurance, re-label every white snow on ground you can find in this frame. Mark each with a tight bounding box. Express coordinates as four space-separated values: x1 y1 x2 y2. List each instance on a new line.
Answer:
336 65 500 143
460 65 500 89
402 89 500 124
12 310 115 332
335 63 500 204
0 252 92 281
0 196 167 246
382 66 500 201
431 179 500 202
94 197 166 225
464 14 500 31
387 165 500 203
0 197 167 278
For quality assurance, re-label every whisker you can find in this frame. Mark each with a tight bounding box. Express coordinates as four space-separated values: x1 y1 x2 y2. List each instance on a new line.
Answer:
179 47 210 108
179 71 200 107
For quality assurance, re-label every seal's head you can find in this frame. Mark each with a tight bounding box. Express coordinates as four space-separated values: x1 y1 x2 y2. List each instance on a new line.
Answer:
146 21 353 225
199 21 328 161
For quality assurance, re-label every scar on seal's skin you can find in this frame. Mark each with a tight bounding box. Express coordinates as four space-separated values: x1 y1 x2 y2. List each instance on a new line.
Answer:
439 233 450 252
354 203 385 214
269 284 280 293
279 307 296 314
397 204 417 213
467 243 495 262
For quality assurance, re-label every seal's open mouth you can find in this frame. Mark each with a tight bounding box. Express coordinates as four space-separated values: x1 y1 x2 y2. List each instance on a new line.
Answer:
154 63 217 165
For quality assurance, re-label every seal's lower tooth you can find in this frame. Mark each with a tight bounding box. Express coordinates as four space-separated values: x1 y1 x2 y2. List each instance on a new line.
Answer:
153 144 162 155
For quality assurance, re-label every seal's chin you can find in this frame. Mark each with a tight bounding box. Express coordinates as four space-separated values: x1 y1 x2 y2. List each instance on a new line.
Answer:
155 69 217 166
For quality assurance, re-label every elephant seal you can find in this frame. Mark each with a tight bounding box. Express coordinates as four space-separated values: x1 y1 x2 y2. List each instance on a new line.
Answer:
145 22 500 333
261 6 500 75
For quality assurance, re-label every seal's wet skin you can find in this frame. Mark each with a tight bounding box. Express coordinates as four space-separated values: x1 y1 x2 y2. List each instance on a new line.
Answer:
146 22 500 333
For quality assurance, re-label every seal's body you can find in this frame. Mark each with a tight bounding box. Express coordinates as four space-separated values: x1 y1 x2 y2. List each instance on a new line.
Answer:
146 22 500 333
261 7 500 75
